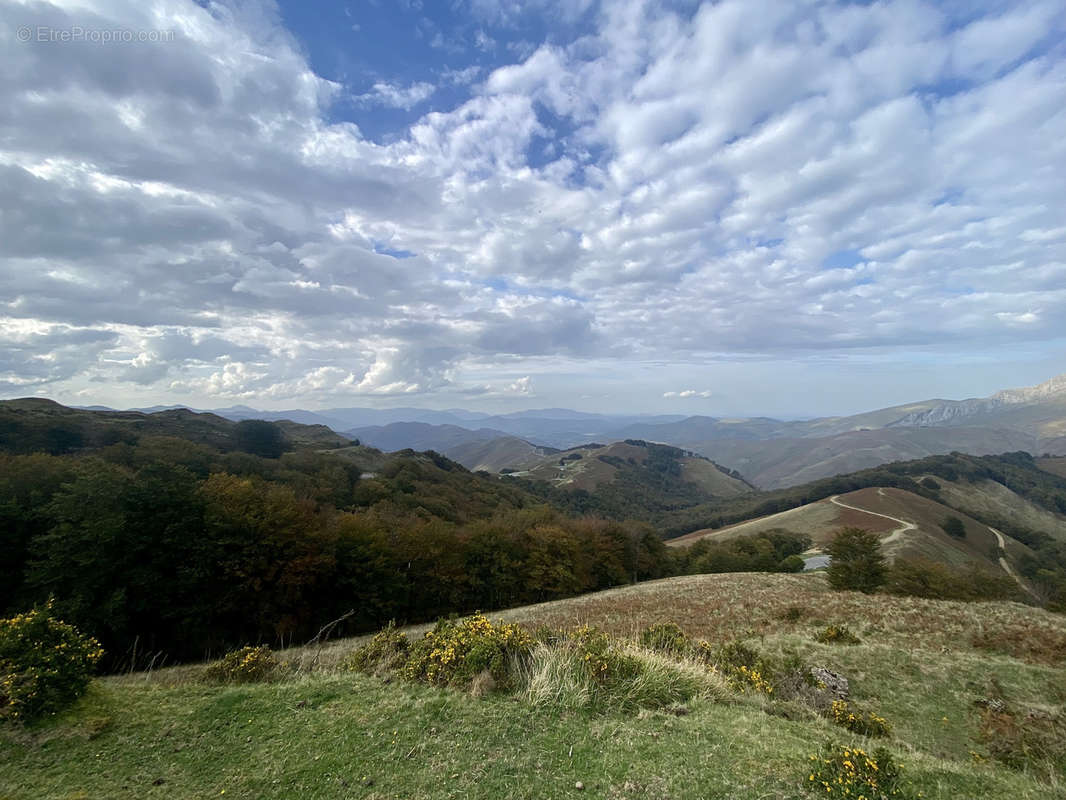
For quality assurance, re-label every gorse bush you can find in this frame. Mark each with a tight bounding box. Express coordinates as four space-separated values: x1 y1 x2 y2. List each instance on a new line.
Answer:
815 625 861 645
828 699 892 737
714 641 775 696
356 617 726 712
565 624 642 687
402 613 533 692
804 742 910 798
639 622 689 655
203 645 280 684
347 621 409 675
0 603 103 723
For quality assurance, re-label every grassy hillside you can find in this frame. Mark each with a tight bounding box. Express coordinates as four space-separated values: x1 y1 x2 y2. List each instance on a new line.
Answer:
1038 457 1066 481
690 426 1041 490
504 440 752 521
670 486 1019 570
446 434 560 473
0 397 350 454
4 573 1065 799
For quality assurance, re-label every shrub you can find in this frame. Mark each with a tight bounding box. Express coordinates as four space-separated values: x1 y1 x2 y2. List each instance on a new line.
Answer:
0 604 104 723
778 605 807 623
828 699 891 737
804 743 910 798
942 516 966 539
772 654 824 702
814 625 861 645
689 639 715 665
639 622 689 655
403 613 533 692
920 477 940 491
566 625 641 687
971 625 1066 665
347 622 409 675
780 554 806 573
977 707 1066 777
885 559 1021 602
204 645 279 684
826 527 886 593
715 641 775 696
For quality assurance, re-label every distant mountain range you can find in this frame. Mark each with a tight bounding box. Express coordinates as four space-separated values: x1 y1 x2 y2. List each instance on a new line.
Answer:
74 372 1066 489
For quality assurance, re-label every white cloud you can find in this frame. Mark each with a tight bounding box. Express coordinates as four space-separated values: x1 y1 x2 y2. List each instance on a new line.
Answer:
1 0 1064 411
664 389 712 399
355 80 436 110
508 375 533 394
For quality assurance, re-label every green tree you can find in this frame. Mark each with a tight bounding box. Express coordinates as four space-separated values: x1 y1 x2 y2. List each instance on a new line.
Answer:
942 516 966 539
233 419 288 459
825 527 886 593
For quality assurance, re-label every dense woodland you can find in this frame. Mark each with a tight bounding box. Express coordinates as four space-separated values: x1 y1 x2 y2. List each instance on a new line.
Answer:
0 404 809 668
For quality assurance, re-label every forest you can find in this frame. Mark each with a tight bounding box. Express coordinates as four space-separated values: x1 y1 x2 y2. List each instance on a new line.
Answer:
0 405 808 669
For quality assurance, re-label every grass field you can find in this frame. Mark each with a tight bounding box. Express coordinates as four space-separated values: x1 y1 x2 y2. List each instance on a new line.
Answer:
3 573 1065 799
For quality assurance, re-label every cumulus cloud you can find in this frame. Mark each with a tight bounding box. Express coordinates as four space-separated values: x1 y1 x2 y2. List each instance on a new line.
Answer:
663 389 712 399
508 375 534 394
1 0 1064 411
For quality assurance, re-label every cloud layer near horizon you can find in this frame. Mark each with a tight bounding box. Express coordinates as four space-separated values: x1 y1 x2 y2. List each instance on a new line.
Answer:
1 0 1065 412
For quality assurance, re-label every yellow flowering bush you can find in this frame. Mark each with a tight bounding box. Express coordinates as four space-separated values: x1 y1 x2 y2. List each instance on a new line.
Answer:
347 622 409 674
403 613 533 691
804 743 910 798
204 645 279 684
828 699 892 737
565 625 641 687
815 625 862 645
714 641 775 696
0 603 104 723
724 663 775 696
689 639 715 665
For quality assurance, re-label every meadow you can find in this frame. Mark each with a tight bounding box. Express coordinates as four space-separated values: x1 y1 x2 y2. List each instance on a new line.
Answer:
3 572 1065 799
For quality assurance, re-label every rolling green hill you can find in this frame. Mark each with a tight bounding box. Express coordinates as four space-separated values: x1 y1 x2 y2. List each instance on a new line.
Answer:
0 397 351 454
502 439 753 522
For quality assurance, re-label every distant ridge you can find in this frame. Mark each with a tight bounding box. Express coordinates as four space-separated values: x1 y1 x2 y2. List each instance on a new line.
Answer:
50 370 1066 488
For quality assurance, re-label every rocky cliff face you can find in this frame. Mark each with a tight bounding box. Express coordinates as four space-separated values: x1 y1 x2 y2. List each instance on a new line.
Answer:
888 373 1066 428
991 373 1066 404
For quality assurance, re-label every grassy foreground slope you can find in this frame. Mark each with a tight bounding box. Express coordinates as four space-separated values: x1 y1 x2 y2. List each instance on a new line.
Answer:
3 573 1065 800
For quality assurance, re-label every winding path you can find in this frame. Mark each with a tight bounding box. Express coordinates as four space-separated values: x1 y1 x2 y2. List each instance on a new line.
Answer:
829 492 1035 596
987 526 1036 597
828 494 916 543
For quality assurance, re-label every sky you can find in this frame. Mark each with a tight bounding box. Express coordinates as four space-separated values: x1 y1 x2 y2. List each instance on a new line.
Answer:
1 0 1065 418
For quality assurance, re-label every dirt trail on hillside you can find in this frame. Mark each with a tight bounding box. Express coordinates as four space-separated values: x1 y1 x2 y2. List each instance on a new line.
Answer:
828 494 916 544
988 526 1037 597
831 494 1035 597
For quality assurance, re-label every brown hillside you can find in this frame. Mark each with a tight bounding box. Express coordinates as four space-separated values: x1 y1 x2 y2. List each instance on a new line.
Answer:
668 486 1024 573
1037 456 1066 480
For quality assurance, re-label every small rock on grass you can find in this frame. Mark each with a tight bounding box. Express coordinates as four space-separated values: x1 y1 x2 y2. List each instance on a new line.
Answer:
575 781 584 790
